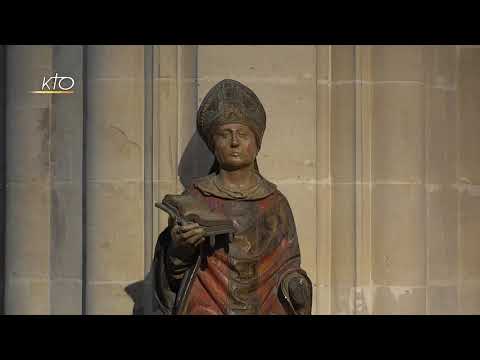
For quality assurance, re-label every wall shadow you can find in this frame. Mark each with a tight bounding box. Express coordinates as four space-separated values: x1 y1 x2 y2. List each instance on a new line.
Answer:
177 130 215 188
125 130 214 314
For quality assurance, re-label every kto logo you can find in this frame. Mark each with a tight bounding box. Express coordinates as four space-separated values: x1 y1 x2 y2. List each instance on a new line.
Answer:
31 73 75 94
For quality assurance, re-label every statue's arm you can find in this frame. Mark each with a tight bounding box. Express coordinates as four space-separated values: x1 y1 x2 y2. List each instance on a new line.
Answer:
149 226 199 314
276 194 313 315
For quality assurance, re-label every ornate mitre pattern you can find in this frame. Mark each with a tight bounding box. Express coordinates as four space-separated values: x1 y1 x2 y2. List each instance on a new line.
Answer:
197 79 266 151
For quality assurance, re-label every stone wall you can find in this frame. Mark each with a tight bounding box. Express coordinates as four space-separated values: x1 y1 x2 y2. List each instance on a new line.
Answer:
3 45 480 314
0 45 5 314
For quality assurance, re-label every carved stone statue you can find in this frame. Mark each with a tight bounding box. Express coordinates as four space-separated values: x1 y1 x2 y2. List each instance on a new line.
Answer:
145 79 312 315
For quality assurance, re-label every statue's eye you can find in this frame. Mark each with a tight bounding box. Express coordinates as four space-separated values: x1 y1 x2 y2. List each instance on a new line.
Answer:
216 131 227 138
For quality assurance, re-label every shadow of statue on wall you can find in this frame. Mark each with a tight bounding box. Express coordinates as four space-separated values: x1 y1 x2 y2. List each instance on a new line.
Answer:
177 130 215 188
124 130 215 314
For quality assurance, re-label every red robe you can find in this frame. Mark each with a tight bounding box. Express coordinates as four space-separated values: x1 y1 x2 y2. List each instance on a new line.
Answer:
150 173 312 315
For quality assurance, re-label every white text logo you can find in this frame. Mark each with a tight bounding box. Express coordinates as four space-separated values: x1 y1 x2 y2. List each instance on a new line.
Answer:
31 73 75 94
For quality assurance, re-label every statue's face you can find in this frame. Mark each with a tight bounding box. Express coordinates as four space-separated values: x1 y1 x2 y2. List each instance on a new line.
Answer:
212 123 258 171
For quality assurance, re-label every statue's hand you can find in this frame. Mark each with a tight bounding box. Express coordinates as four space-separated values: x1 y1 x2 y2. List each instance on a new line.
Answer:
170 222 207 250
288 276 308 311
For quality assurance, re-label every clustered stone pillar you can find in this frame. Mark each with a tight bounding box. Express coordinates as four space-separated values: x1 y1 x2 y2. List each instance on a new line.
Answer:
352 45 468 314
84 46 145 314
4 45 85 314
0 45 6 314
329 46 357 314
3 45 198 314
458 46 480 314
5 46 54 314
49 46 84 314
368 46 429 314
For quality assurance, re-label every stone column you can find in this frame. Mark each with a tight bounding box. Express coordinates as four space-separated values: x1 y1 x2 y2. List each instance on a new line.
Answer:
349 45 463 314
424 46 459 314
50 46 84 314
0 45 6 314
357 46 429 314
458 46 480 314
329 46 357 314
4 45 85 314
5 46 54 314
85 46 145 314
315 45 333 314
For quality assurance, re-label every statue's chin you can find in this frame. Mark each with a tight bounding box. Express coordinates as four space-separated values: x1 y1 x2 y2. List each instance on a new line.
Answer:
218 161 252 172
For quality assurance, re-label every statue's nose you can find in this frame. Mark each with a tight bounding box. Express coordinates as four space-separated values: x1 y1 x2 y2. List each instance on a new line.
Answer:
231 135 240 147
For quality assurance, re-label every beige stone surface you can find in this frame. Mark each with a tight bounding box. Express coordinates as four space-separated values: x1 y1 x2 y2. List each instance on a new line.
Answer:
428 286 458 314
199 80 317 183
355 286 374 315
157 45 177 79
51 183 82 279
459 47 480 185
430 46 457 88
356 184 373 287
372 84 425 183
180 46 197 80
316 46 331 82
373 286 426 314
332 286 354 314
332 46 355 82
371 46 425 82
87 45 143 79
460 283 480 314
86 79 144 181
427 187 458 281
460 191 480 280
84 46 145 315
51 126 74 182
316 284 331 314
372 184 426 286
316 83 331 182
198 46 316 82
155 77 179 182
53 45 83 73
6 108 51 182
51 279 82 315
6 45 52 110
256 84 316 179
427 89 457 185
178 47 199 171
316 184 332 286
86 182 144 282
331 184 355 285
331 84 355 183
6 182 50 278
51 46 84 183
311 284 317 315
6 279 50 315
87 283 135 315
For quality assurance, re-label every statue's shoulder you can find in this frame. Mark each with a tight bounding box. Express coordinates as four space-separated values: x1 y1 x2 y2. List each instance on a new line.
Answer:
190 174 216 195
266 184 292 208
